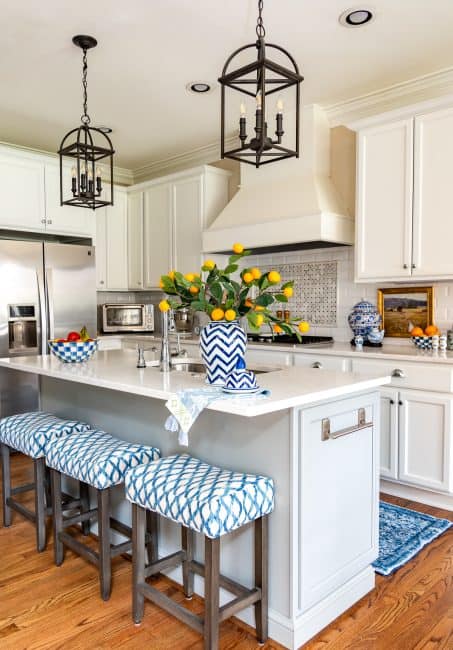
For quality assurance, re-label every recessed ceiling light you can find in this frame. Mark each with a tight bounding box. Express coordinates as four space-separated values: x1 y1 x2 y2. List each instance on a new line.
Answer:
186 81 212 94
339 8 374 27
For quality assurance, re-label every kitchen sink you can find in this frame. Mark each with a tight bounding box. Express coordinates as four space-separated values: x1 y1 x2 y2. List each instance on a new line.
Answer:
171 359 280 375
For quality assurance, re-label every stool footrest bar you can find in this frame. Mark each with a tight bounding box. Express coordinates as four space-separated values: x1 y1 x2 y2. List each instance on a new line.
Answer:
63 508 98 529
7 498 36 523
59 531 99 567
190 559 251 599
11 482 35 495
140 582 204 634
218 588 261 623
145 550 185 578
110 540 133 558
109 517 132 539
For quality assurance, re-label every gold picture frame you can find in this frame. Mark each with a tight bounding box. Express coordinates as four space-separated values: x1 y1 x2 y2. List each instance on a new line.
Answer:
377 287 434 338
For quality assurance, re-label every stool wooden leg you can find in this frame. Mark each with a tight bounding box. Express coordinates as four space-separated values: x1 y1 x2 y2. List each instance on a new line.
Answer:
34 458 47 552
204 536 220 650
1 443 12 527
51 469 64 566
132 503 146 624
254 515 269 644
44 466 51 510
97 488 111 601
181 526 194 599
146 510 158 565
79 481 90 536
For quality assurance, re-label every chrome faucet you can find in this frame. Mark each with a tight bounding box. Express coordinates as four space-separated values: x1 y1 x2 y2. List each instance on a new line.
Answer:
136 344 158 368
160 310 171 372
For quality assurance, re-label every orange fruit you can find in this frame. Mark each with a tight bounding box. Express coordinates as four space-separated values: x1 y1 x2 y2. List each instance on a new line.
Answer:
243 271 254 284
168 270 176 281
410 326 424 337
424 325 438 336
251 267 261 280
298 321 310 333
211 308 225 321
254 305 265 312
273 324 283 334
224 309 236 321
268 271 281 284
244 299 253 308
189 285 199 294
232 243 244 254
184 273 195 282
283 286 293 298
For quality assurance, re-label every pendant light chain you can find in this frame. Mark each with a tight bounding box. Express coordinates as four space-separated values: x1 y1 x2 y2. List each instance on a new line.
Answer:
256 0 266 38
81 48 90 125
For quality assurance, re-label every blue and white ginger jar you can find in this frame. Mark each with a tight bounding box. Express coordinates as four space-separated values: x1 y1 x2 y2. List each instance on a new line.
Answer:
348 300 382 337
200 320 247 386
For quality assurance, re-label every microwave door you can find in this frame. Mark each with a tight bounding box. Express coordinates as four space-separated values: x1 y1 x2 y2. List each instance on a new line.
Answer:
104 305 145 331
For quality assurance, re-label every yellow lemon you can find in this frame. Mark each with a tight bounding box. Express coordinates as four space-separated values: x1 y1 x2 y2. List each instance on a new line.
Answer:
203 259 216 271
243 271 254 284
283 286 293 298
159 300 170 312
273 324 283 334
298 321 310 333
159 279 164 289
211 308 225 321
255 314 264 327
244 298 253 308
184 273 195 282
251 267 261 279
189 285 199 294
232 243 244 254
267 270 281 284
254 305 265 312
224 309 236 321
168 270 176 281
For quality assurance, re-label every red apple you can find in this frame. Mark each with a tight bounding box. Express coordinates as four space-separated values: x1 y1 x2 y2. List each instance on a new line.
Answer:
67 331 81 342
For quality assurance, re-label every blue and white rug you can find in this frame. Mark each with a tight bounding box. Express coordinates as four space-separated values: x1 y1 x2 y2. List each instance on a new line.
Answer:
373 501 452 576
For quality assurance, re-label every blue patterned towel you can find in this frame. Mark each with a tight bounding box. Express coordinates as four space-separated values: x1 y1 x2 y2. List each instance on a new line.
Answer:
165 387 270 446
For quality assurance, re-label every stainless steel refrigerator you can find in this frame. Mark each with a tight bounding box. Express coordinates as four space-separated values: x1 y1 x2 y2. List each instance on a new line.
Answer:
0 239 96 417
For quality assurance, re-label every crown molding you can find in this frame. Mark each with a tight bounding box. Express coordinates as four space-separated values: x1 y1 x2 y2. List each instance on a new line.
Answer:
132 136 237 184
323 66 453 127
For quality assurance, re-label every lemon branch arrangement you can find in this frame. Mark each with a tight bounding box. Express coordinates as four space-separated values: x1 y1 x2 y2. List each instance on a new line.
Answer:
158 243 309 338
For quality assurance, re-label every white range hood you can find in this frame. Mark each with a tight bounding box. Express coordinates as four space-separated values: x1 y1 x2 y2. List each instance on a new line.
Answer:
203 105 354 254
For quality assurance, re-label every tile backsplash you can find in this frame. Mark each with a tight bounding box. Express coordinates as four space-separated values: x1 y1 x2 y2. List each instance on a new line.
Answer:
244 247 453 342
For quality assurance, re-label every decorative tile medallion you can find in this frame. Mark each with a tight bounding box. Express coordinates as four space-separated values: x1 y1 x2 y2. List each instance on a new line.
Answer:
270 261 337 326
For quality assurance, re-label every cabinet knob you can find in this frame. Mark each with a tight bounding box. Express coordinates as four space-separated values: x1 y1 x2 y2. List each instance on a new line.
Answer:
41 218 46 224
311 361 323 369
391 368 406 378
398 400 403 406
403 264 408 269
47 219 52 225
389 399 395 405
411 264 416 269
100 280 105 285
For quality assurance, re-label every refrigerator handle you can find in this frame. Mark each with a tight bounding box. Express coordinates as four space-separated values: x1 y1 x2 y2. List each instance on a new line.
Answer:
36 269 47 354
45 268 55 342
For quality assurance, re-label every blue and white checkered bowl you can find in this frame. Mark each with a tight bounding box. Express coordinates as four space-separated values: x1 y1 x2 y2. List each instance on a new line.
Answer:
48 339 98 363
412 336 433 350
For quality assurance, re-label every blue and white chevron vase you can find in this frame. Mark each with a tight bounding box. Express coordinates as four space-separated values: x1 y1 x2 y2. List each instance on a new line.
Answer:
199 320 247 386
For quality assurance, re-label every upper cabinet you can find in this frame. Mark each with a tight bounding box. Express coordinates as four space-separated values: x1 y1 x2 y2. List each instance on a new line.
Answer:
355 104 453 282
127 192 144 290
0 146 95 239
95 187 129 291
141 166 230 289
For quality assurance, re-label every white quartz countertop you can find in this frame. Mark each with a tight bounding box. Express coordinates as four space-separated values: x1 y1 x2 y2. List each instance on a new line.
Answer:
0 350 390 417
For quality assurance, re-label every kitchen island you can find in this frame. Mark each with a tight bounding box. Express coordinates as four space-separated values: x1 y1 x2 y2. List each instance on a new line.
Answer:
0 349 390 649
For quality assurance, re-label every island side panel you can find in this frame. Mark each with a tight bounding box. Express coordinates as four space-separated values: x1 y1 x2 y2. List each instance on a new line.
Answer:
40 375 293 622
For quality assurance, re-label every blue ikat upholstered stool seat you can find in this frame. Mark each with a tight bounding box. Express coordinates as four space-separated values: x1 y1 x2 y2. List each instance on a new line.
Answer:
46 428 160 601
0 411 91 552
125 454 275 650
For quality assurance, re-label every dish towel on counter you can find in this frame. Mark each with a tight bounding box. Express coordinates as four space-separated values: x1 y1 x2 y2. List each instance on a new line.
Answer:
165 387 270 446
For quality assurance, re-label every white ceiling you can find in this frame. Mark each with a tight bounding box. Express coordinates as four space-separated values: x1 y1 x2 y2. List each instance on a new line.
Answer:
1 0 453 169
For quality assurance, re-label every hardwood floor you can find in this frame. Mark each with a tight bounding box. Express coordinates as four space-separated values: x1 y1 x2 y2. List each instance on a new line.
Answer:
1 454 452 649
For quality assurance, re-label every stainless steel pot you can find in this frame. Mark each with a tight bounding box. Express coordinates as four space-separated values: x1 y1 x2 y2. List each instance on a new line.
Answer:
173 308 194 333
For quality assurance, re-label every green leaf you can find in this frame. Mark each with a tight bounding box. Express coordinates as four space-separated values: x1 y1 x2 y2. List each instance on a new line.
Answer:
210 282 224 303
281 280 294 290
274 294 288 303
223 264 239 275
255 294 275 307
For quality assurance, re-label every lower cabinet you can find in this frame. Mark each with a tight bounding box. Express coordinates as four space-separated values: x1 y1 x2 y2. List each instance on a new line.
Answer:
378 387 453 493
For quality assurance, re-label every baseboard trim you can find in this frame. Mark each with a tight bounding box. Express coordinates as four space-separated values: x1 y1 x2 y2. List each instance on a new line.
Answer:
381 481 453 511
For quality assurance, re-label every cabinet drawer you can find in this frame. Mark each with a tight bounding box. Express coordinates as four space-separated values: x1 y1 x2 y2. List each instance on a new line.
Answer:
246 348 293 367
351 358 453 393
294 354 350 372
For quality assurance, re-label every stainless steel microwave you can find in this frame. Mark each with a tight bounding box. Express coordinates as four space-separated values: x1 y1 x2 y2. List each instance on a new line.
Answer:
102 303 154 333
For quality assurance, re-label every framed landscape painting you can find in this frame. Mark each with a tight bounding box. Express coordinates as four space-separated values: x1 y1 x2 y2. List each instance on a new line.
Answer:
377 287 434 338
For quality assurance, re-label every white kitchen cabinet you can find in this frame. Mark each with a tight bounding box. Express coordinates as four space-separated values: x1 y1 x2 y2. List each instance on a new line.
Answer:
246 348 293 367
398 389 452 492
127 192 144 290
44 164 95 238
355 104 453 281
95 188 128 290
0 150 46 232
355 119 413 281
379 388 399 480
412 107 453 278
143 183 172 289
293 353 350 372
141 167 230 289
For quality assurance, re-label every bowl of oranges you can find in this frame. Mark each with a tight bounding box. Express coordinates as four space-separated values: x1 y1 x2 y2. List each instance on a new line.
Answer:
411 325 439 349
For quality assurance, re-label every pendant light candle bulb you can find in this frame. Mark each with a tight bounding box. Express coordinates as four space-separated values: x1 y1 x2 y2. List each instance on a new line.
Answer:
255 91 262 110
71 166 76 178
240 102 247 117
277 97 284 113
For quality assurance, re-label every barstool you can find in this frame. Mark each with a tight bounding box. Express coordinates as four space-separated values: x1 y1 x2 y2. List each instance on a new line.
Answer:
46 428 160 600
0 411 91 551
125 454 275 649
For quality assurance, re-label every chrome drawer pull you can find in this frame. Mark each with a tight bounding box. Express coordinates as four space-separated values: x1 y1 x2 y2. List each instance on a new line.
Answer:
321 408 372 441
391 368 406 378
311 361 323 369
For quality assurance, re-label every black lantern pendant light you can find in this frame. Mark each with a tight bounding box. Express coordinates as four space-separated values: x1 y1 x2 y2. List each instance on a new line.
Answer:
219 0 304 168
58 35 114 209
